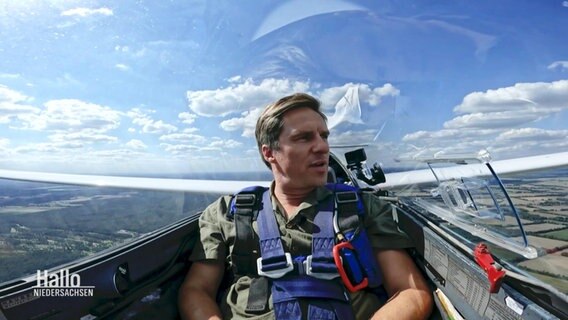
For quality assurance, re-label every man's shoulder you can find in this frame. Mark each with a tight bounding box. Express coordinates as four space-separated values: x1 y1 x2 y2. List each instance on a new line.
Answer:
318 183 381 206
359 188 379 200
356 188 392 217
201 194 233 218
202 185 270 218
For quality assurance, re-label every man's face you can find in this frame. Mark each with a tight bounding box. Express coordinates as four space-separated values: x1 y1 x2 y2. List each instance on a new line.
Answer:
264 107 330 190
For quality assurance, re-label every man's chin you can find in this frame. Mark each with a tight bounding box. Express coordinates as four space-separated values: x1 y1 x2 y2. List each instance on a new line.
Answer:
297 178 327 190
314 175 329 186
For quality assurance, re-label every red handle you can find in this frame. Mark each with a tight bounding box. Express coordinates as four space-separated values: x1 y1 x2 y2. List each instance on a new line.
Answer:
474 243 506 293
333 241 369 292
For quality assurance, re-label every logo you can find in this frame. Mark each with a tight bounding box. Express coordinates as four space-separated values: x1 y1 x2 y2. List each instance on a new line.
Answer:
33 269 94 297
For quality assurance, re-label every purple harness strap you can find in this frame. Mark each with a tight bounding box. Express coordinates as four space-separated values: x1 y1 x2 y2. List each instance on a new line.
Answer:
256 190 355 320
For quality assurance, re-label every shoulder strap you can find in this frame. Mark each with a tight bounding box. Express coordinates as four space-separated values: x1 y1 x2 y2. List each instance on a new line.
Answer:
325 183 363 235
256 190 291 275
229 186 267 276
327 183 385 291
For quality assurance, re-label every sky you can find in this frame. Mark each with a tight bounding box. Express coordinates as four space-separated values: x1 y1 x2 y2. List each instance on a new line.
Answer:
0 0 567 175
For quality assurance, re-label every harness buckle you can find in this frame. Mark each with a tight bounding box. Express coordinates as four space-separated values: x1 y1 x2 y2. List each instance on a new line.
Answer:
304 255 340 280
235 194 256 207
335 191 358 204
256 252 294 278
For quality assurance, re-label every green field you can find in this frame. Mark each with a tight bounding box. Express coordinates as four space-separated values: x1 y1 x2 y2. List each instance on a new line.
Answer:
542 228 568 241
529 272 568 294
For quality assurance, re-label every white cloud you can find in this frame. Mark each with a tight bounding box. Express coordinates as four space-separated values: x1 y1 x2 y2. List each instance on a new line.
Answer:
4 78 563 173
228 75 242 83
401 80 568 161
403 128 501 143
0 85 40 122
17 99 121 133
319 83 399 110
48 132 118 143
443 110 550 129
127 108 151 120
115 64 130 71
159 135 243 156
15 141 84 154
496 128 568 142
182 127 199 133
87 149 144 159
187 78 310 117
179 112 198 125
125 139 147 150
0 85 32 104
563 1 568 8
189 78 399 119
211 80 399 137
220 108 263 138
127 108 177 134
199 146 222 152
115 45 130 53
454 80 568 114
446 80 568 129
1 88 128 159
159 132 207 144
160 143 199 154
488 138 568 156
61 7 113 17
0 73 20 79
548 61 568 72
140 120 177 134
209 139 243 149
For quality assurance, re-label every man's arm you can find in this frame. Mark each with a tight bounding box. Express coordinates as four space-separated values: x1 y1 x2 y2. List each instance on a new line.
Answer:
178 260 225 320
371 249 433 320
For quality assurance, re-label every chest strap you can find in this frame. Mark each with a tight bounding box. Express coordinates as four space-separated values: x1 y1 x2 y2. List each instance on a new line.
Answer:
253 190 354 320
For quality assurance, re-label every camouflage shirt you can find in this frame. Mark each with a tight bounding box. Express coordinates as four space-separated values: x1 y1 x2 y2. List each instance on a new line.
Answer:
189 184 414 319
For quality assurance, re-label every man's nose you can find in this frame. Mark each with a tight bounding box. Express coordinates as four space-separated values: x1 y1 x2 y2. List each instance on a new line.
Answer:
314 135 329 153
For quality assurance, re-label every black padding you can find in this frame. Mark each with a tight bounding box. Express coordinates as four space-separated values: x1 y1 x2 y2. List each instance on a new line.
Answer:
246 277 270 312
233 210 256 275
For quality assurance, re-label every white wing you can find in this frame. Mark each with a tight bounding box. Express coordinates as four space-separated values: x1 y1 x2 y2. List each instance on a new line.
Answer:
0 152 566 192
377 151 568 189
0 170 269 194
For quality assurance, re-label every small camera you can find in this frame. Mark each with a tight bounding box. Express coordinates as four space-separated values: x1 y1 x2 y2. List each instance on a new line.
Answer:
344 148 385 186
345 148 367 170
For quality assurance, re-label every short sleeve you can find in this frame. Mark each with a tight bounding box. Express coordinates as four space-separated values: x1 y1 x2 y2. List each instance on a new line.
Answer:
361 192 414 249
189 196 230 262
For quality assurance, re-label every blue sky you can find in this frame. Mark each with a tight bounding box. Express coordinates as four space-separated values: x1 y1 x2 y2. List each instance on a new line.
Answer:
0 0 567 174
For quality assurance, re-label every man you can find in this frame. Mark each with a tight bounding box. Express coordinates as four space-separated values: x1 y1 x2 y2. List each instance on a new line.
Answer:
179 93 433 319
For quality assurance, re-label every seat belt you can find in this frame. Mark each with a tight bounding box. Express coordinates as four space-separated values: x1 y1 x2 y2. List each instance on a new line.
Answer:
228 184 381 318
255 190 355 320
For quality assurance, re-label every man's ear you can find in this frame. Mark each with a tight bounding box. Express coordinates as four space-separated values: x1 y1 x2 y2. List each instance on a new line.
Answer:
261 145 276 164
